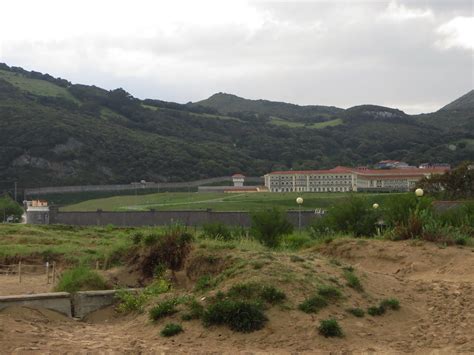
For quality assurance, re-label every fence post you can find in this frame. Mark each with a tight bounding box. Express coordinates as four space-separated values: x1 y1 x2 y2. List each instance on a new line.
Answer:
52 262 56 284
96 260 100 270
18 261 22 283
46 262 50 284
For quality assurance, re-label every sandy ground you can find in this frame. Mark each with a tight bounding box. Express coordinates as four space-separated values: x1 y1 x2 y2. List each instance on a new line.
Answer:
0 240 473 354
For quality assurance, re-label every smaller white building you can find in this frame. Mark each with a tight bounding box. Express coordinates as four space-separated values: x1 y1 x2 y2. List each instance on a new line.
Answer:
232 174 245 187
25 200 50 224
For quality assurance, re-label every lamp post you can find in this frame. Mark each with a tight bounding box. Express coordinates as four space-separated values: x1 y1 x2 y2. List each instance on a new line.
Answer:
415 188 424 197
373 203 380 236
296 197 304 231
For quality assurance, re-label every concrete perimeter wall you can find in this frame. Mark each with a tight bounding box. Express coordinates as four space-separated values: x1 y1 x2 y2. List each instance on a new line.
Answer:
0 289 139 319
50 210 318 228
24 176 264 196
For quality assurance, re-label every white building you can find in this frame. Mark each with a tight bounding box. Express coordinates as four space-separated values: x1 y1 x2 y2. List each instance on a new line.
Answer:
264 166 448 193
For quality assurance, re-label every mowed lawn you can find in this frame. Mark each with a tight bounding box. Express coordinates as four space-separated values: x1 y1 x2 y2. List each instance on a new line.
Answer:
61 191 397 212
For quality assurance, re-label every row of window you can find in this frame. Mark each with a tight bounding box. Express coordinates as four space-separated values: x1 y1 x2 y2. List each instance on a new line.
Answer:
271 187 352 192
271 175 352 180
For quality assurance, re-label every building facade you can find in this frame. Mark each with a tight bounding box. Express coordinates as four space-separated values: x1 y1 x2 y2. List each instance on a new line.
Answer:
264 166 448 193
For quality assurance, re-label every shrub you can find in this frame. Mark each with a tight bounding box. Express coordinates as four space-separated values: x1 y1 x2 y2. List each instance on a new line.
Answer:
309 217 334 238
383 194 432 228
367 305 386 316
281 234 313 250
318 318 343 337
55 267 109 293
324 195 379 237
250 208 293 248
140 230 193 277
116 290 148 313
202 222 233 241
347 307 365 317
202 300 267 332
260 286 286 304
143 233 161 246
181 299 205 321
317 285 342 300
380 298 400 310
298 295 328 313
160 323 183 337
194 275 216 292
130 232 144 245
227 282 261 300
344 271 363 292
149 299 178 321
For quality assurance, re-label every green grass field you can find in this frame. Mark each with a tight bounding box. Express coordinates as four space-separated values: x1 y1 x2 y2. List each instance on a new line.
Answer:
0 69 79 103
61 191 397 212
270 117 343 129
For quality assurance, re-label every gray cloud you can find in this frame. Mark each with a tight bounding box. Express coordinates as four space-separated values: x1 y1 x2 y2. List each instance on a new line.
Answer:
0 0 472 113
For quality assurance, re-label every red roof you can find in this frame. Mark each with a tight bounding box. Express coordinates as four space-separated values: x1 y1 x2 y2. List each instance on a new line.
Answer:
232 174 245 178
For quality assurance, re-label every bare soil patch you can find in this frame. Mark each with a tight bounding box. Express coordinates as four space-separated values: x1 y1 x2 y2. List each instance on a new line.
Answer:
1 240 473 353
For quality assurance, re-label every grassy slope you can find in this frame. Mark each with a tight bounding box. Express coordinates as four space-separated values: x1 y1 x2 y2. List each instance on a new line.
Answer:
0 224 160 265
61 191 397 212
270 117 343 129
0 69 79 103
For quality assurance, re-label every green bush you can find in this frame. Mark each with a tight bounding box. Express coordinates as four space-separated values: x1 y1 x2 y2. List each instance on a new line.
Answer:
298 295 328 313
280 234 313 250
382 194 432 228
380 298 400 310
317 285 342 300
143 233 161 246
347 307 365 317
250 208 293 248
202 222 233 241
368 305 386 316
140 229 193 277
0 195 23 222
260 286 286 304
149 299 178 321
55 267 108 293
344 271 363 292
202 300 267 333
116 290 148 313
227 282 261 300
318 318 343 337
322 195 379 237
194 275 216 292
181 299 205 321
160 323 183 337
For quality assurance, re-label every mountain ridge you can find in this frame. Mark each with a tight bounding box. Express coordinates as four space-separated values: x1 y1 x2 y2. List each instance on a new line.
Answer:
0 63 472 189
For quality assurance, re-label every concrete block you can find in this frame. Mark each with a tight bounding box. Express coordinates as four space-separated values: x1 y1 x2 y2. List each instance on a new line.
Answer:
0 292 72 317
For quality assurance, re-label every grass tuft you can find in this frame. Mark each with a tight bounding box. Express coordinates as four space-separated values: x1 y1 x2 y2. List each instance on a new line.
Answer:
298 295 328 313
346 307 365 317
149 299 178 321
318 318 343 337
160 323 183 337
55 267 108 293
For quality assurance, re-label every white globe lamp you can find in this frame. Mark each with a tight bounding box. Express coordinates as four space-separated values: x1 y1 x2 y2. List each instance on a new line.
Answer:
415 188 424 197
296 197 304 205
373 203 379 209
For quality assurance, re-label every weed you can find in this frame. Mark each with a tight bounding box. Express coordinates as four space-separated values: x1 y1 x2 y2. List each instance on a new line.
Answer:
251 261 266 269
346 307 365 317
380 298 400 310
318 318 343 337
181 299 204 321
194 275 217 292
202 300 267 333
227 282 261 300
329 258 341 266
116 290 148 313
317 285 342 300
160 323 183 337
55 267 108 293
367 305 385 316
298 295 328 313
149 299 178 321
260 286 286 304
202 222 233 241
250 208 293 248
343 271 363 291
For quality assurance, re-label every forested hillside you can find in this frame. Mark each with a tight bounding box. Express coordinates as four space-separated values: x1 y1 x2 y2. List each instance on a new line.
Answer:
0 63 472 189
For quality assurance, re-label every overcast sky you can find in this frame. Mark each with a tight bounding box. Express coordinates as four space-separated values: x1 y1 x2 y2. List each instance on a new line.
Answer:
0 0 472 114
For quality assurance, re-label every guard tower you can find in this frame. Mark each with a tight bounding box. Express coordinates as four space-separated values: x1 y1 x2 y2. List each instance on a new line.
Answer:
232 174 245 187
25 200 50 224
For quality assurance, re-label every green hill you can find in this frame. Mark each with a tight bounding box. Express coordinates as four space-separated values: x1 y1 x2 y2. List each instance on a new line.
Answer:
0 63 472 191
440 90 474 112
